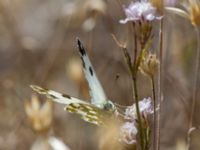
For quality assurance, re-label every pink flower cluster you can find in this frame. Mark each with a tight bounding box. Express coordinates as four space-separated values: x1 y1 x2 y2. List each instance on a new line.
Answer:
119 97 153 144
120 0 162 24
119 122 138 144
125 97 153 120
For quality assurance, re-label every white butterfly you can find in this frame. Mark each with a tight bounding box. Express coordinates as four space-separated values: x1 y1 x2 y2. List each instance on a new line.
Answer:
30 38 118 125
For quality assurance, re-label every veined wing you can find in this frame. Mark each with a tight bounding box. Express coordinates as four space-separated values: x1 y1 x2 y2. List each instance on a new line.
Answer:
77 38 107 108
30 85 88 105
65 103 112 125
30 85 111 125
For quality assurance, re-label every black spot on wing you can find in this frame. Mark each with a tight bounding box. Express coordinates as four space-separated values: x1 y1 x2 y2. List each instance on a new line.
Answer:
38 88 48 93
49 94 57 99
80 56 86 68
30 85 48 94
65 105 78 113
89 66 93 76
62 94 71 99
77 38 86 56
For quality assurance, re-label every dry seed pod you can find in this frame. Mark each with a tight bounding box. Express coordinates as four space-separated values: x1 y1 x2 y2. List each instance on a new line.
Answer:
140 53 159 77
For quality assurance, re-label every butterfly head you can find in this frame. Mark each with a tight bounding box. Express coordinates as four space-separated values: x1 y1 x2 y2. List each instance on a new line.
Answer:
103 100 116 112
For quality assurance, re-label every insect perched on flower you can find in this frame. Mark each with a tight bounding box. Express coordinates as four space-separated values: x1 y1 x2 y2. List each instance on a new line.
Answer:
30 38 118 126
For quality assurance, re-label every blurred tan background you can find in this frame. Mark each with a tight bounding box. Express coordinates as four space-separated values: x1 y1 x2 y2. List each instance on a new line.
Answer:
0 0 199 149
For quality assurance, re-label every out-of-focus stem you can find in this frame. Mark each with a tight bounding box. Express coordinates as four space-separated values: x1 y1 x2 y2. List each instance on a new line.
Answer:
132 22 145 150
151 76 156 150
188 27 200 149
133 23 138 65
190 27 200 127
157 18 163 150
132 76 145 150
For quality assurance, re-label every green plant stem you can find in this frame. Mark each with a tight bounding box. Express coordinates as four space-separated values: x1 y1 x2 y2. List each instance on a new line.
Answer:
157 18 163 150
151 76 156 150
132 22 145 150
132 75 144 150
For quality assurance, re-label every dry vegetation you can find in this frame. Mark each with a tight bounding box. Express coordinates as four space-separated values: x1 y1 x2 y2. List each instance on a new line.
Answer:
0 0 200 150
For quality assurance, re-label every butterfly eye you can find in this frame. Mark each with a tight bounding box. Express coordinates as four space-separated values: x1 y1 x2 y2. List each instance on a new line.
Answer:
104 101 115 111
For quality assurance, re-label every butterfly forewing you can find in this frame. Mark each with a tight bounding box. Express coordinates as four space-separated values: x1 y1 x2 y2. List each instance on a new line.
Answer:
77 39 107 108
30 85 88 105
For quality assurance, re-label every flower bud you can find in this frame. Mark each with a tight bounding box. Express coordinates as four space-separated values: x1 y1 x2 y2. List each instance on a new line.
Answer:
140 53 159 77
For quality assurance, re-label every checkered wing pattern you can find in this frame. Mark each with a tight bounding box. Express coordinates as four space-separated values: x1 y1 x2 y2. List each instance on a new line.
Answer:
65 103 111 125
30 85 111 125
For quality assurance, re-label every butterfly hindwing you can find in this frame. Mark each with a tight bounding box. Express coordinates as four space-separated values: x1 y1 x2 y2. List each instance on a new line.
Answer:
77 39 107 108
30 85 110 125
65 103 105 125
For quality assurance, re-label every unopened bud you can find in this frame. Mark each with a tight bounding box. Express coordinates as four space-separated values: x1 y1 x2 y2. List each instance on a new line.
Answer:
140 53 159 77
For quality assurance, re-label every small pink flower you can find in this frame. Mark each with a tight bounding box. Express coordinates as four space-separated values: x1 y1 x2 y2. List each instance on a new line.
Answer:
120 0 162 24
125 97 153 120
119 122 138 144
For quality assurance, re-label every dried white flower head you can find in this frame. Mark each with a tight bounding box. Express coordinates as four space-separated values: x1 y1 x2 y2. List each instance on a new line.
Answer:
120 0 162 24
125 97 153 120
119 122 138 144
